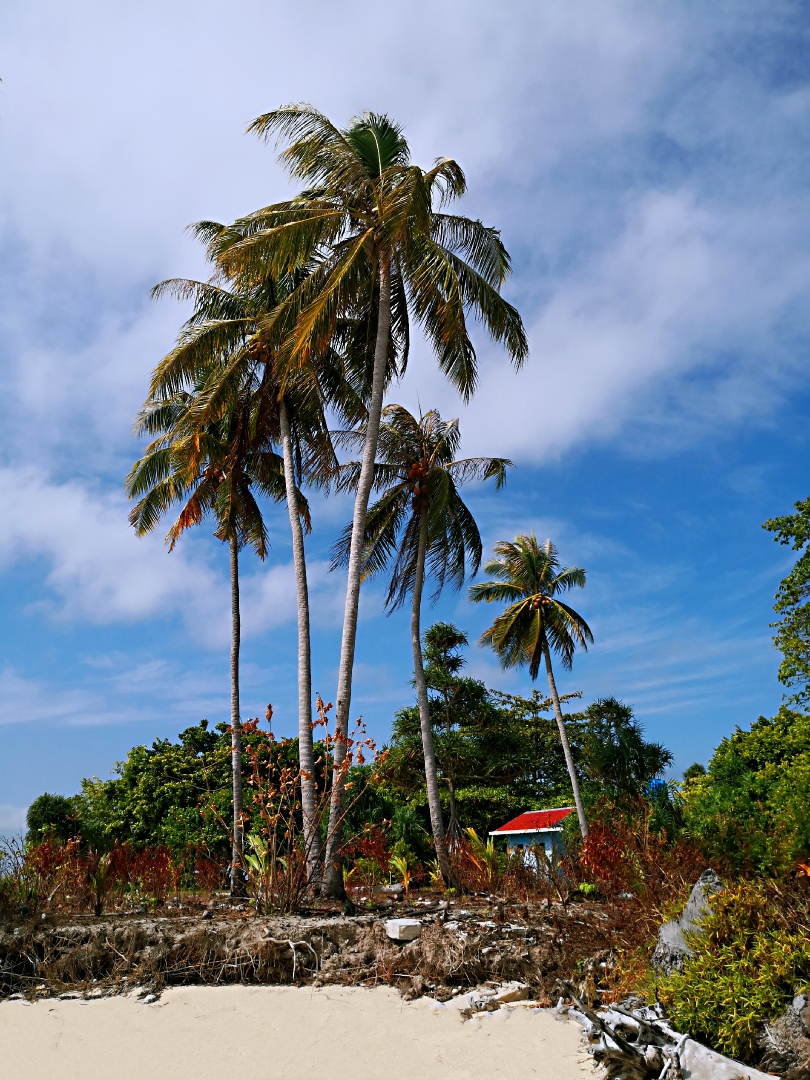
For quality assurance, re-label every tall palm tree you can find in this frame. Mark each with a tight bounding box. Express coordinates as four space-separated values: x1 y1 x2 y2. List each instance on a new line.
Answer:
126 388 290 893
333 405 511 882
146 267 339 884
469 535 593 838
213 106 528 895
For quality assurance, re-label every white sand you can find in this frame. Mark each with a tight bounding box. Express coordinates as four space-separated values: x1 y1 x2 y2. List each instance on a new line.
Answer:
0 985 596 1080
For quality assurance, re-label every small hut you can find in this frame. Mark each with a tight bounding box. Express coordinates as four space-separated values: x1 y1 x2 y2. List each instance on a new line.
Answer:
489 807 574 863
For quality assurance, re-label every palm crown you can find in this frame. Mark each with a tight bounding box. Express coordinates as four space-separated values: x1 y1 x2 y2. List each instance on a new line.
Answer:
469 535 593 680
332 405 511 608
126 385 294 555
205 106 528 395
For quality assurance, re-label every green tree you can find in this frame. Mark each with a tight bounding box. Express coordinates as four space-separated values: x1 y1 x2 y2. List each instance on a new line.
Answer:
423 622 469 838
333 406 509 882
579 697 672 804
126 387 288 894
26 794 80 846
763 497 810 706
469 535 593 838
683 707 810 873
217 106 528 896
78 720 234 856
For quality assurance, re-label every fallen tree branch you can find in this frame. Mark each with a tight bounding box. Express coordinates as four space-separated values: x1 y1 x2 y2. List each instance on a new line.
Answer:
557 980 647 1066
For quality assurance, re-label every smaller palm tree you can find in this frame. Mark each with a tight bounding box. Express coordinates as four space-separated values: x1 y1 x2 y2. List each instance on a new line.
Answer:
126 389 290 892
469 535 593 838
333 404 511 883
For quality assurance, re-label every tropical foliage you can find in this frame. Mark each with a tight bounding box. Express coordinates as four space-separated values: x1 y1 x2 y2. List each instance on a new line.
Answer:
682 706 810 874
658 880 810 1061
764 496 810 707
206 105 528 896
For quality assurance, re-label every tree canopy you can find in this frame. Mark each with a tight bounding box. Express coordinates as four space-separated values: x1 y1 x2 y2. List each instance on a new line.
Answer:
763 497 810 707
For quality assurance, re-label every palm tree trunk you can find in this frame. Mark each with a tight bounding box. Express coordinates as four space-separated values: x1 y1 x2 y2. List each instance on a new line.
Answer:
278 397 320 885
229 534 247 897
411 509 453 885
543 645 589 839
444 697 459 842
322 256 392 898
447 777 459 842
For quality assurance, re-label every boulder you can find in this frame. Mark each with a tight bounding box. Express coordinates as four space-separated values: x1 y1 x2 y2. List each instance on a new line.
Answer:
793 993 810 1036
759 1003 810 1078
652 868 723 974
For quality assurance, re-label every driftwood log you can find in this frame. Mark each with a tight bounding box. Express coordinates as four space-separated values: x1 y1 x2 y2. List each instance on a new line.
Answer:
558 981 776 1080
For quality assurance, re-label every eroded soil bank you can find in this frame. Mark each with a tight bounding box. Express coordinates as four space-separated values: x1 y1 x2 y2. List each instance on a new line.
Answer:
1 896 613 1002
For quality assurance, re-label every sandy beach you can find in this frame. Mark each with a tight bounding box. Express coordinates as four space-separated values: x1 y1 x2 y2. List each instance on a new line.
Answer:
0 985 596 1080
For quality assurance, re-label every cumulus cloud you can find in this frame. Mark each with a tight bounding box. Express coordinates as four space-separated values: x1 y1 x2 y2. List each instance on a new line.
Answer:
0 467 342 643
2 1 808 472
399 186 810 461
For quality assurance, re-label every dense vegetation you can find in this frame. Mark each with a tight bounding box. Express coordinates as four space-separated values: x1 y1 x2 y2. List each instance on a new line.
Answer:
682 707 810 876
24 635 673 869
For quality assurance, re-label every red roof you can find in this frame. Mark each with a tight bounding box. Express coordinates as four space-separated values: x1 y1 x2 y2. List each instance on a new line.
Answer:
491 808 574 833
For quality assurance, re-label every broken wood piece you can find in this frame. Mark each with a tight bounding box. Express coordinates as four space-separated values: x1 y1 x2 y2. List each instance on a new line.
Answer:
556 980 647 1066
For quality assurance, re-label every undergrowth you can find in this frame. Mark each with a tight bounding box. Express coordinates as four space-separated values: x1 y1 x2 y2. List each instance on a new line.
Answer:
658 880 810 1063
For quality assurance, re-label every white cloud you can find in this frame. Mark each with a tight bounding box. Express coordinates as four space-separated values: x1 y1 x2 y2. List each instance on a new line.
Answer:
4 2 806 473
397 187 810 461
0 465 346 641
0 465 226 627
0 667 95 726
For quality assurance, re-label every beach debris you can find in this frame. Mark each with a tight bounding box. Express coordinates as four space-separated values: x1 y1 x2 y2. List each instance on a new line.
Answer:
374 884 405 896
560 980 776 1080
410 980 529 1018
651 868 723 975
385 918 422 942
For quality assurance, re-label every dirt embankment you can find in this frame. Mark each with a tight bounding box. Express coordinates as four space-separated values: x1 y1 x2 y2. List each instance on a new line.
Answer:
0 898 614 1001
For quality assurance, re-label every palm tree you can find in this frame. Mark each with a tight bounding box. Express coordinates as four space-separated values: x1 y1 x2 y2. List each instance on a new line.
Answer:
469 535 593 839
333 405 511 883
126 388 289 894
213 106 528 895
146 267 338 885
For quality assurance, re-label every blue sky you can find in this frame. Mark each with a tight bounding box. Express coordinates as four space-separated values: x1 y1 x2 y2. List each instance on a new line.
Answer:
1 1 809 829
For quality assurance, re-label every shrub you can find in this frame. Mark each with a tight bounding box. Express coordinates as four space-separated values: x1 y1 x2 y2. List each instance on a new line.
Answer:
26 794 81 845
658 881 810 1063
683 708 810 874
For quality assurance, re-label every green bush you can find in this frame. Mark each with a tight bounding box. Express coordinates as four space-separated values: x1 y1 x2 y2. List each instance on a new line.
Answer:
26 793 81 845
658 881 810 1063
683 707 810 874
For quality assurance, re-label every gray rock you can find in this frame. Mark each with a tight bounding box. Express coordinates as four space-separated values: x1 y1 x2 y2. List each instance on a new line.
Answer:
760 1006 810 1076
652 869 723 974
793 993 810 1037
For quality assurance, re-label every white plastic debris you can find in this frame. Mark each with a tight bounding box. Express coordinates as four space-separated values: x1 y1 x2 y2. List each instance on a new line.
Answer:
491 981 529 1004
385 918 422 941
